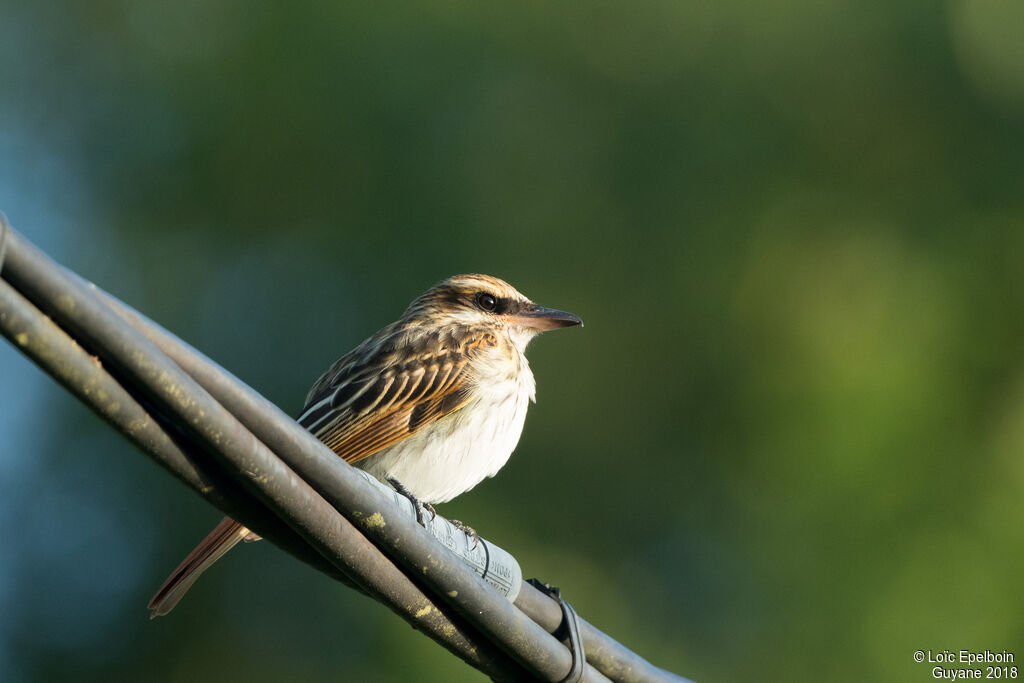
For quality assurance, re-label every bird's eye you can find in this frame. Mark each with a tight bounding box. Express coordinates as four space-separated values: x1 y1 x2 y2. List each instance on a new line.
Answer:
476 293 497 312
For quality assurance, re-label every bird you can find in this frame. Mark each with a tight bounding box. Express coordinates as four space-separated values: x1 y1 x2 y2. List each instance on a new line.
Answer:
148 273 582 617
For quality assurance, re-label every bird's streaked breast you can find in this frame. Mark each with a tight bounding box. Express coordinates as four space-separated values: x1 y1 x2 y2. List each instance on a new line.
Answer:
358 342 535 503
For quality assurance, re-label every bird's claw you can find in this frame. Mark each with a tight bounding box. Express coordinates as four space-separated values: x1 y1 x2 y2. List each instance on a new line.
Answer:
387 477 430 528
450 519 479 549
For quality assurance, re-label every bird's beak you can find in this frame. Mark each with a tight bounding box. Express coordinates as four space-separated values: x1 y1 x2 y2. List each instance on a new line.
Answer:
512 303 583 332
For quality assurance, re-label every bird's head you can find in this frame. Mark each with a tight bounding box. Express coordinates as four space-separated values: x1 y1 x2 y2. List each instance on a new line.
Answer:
403 274 582 349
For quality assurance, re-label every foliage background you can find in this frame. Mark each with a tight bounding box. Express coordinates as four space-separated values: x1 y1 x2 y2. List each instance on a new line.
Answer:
2 2 1023 681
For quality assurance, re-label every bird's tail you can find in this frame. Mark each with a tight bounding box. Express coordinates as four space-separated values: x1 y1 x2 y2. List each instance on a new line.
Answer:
148 517 253 618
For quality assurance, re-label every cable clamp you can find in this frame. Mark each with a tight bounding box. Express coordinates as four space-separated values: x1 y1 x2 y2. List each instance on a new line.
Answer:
527 578 585 683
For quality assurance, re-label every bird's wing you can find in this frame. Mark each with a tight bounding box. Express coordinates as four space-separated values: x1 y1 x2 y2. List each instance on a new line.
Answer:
297 329 497 465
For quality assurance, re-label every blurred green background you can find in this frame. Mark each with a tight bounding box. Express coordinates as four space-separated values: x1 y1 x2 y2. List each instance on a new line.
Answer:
2 1 1023 681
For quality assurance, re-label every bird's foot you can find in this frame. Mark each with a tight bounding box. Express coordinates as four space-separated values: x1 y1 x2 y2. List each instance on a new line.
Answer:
450 519 479 549
387 477 429 527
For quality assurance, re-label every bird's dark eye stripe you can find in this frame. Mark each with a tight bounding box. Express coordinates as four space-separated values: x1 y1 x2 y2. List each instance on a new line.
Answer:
501 299 522 314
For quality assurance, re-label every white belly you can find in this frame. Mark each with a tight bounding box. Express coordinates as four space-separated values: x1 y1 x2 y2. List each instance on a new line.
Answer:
358 354 536 504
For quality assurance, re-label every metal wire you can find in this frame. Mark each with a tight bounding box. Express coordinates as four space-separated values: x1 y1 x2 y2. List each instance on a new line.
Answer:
0 217 693 683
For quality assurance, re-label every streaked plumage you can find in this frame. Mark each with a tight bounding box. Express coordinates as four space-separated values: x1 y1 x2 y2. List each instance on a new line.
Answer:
149 274 581 617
